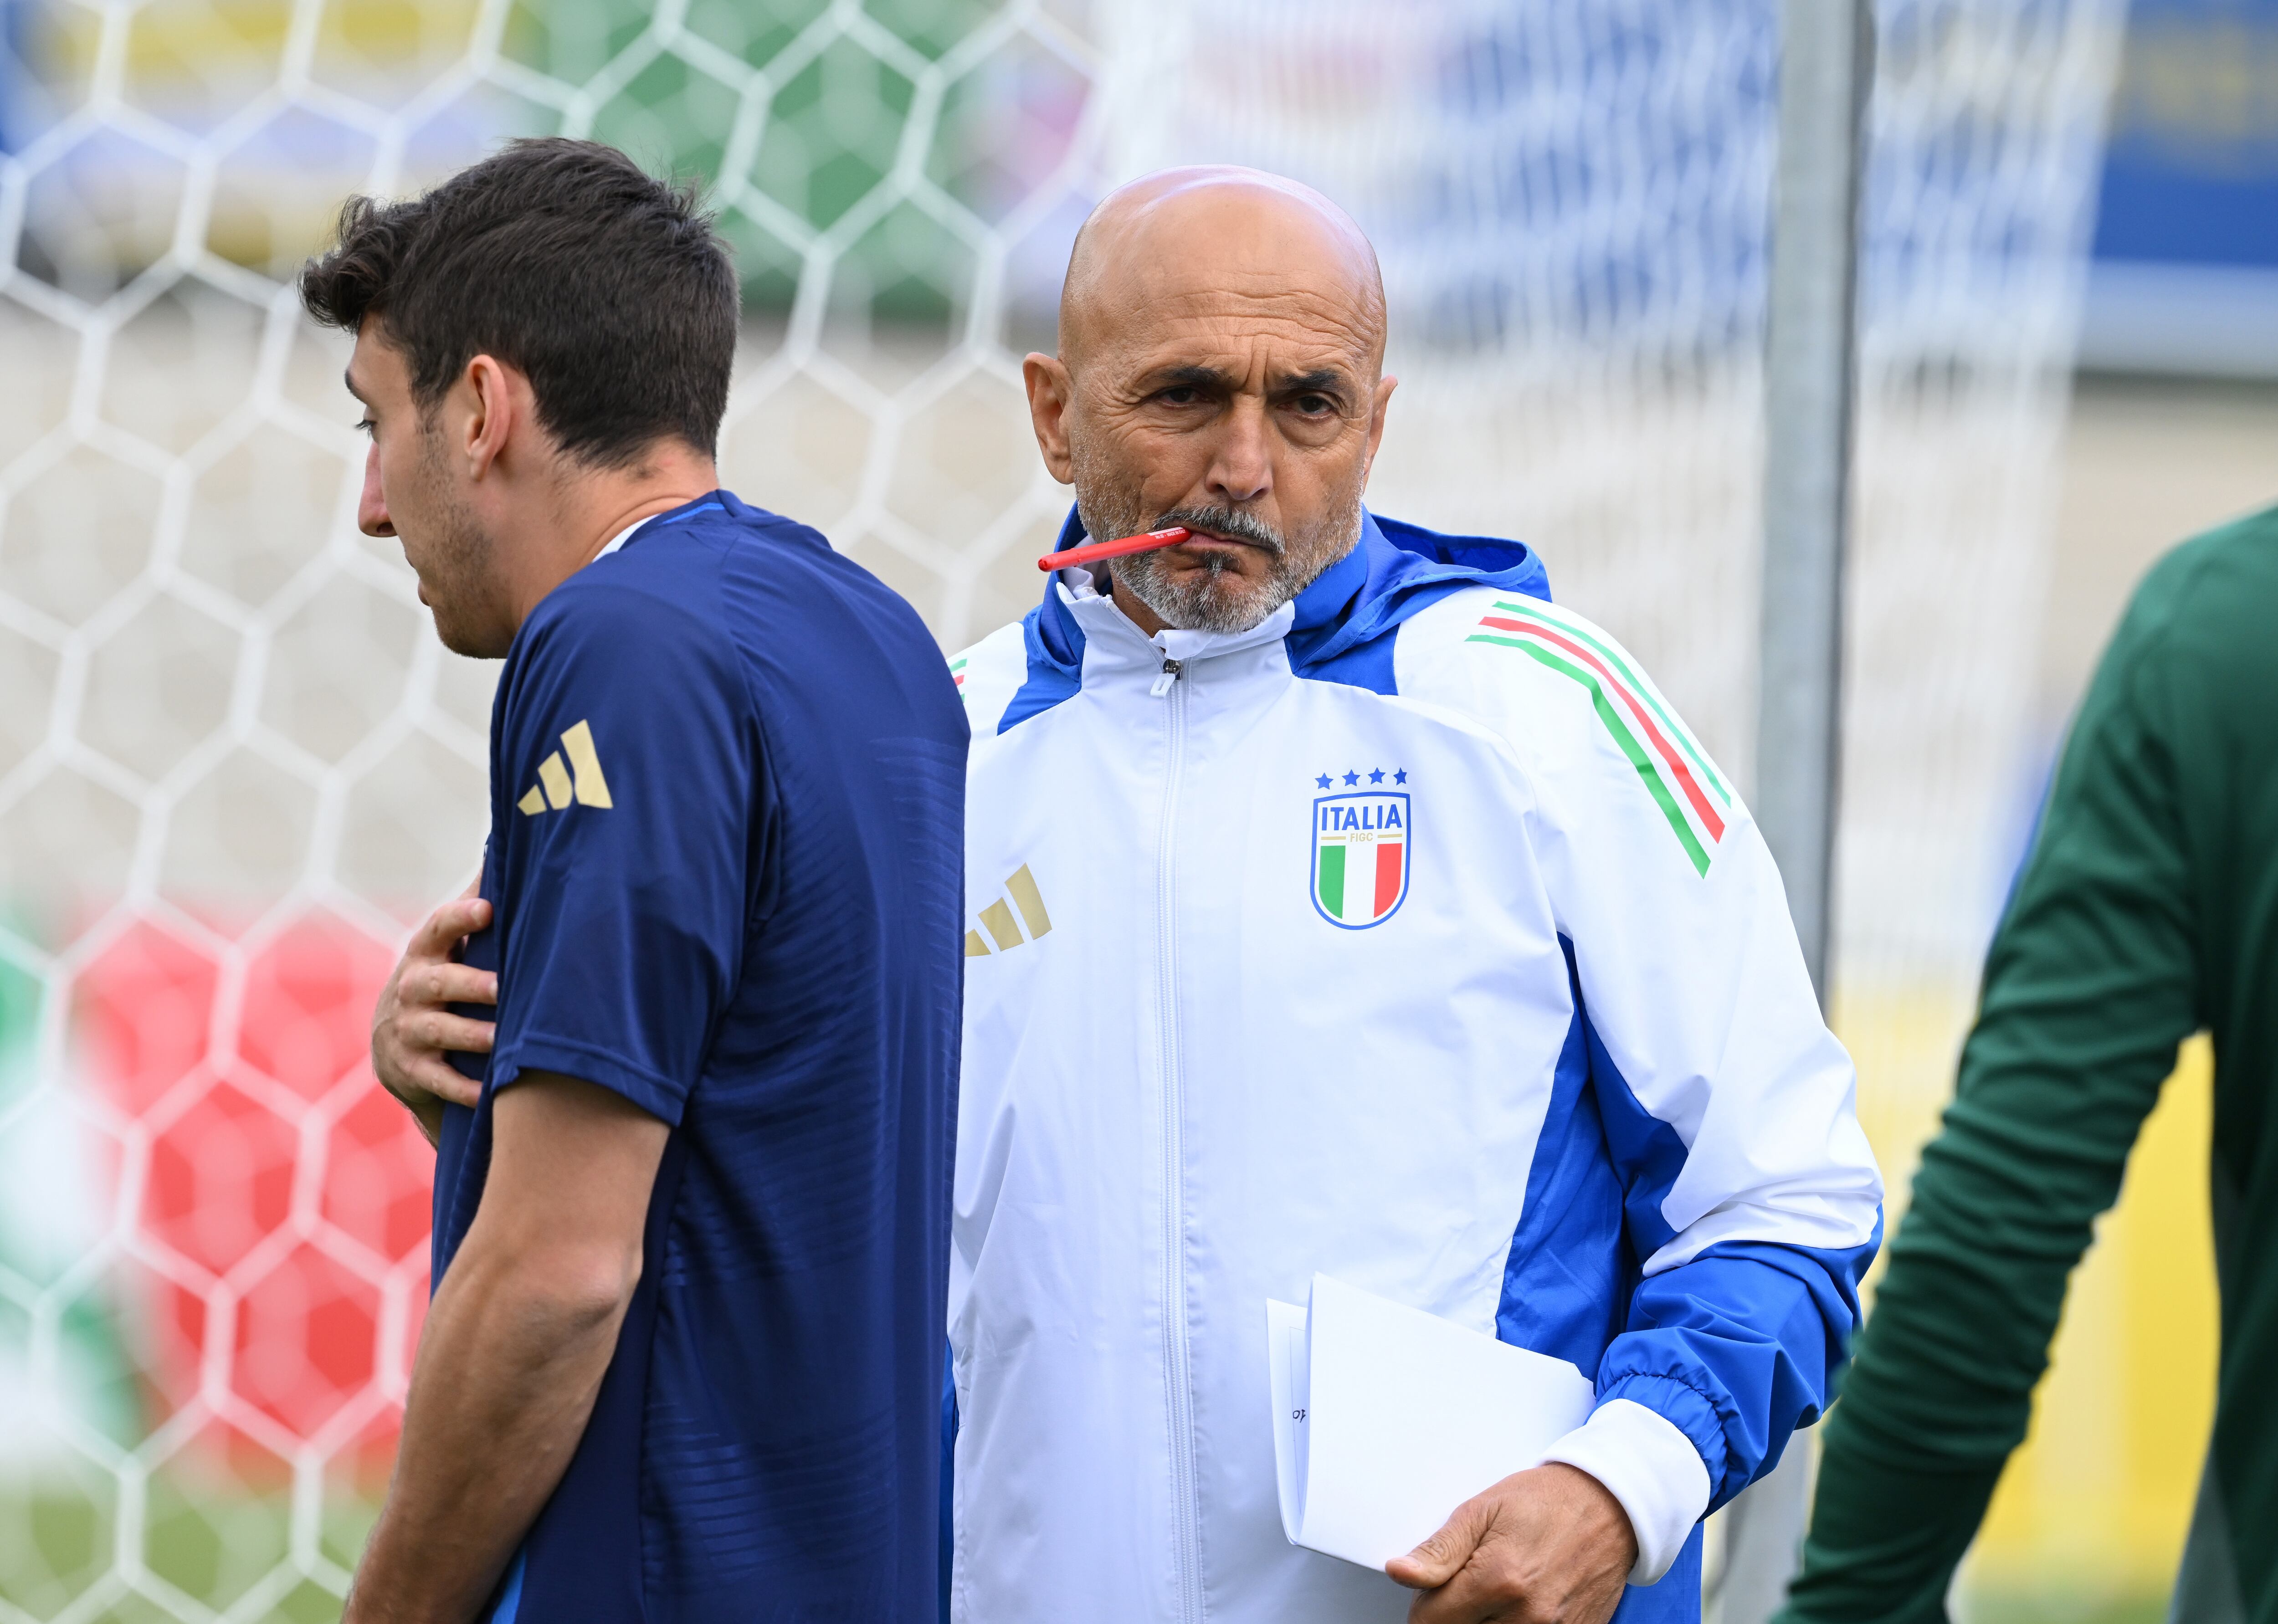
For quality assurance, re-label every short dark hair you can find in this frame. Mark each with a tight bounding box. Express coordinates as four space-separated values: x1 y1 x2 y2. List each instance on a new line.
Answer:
300 138 737 467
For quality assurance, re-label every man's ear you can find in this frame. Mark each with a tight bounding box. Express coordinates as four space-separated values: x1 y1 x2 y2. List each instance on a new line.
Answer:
461 354 518 480
1023 353 1077 485
1361 373 1398 486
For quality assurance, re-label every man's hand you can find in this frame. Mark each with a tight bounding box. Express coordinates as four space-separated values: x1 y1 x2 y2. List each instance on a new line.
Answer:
372 883 497 1146
1386 1463 1637 1624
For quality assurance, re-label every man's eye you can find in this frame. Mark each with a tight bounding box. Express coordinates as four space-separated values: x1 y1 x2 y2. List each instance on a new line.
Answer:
1293 395 1333 415
1160 387 1198 405
354 416 376 436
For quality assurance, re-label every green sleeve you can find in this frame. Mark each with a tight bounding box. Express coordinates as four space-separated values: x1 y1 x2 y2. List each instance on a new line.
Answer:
1777 556 2206 1623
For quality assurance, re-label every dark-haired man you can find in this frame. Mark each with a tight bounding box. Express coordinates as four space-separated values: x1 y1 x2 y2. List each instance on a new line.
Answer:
309 139 965 1623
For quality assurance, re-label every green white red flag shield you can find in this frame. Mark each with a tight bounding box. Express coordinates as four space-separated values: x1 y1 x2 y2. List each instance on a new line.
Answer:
1312 791 1411 928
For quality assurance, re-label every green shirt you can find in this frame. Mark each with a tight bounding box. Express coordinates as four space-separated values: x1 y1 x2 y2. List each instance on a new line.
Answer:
1778 504 2278 1624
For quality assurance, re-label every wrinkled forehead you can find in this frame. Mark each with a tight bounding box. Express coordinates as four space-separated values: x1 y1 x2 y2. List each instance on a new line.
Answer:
1080 266 1382 385
1098 292 1380 389
1067 183 1385 375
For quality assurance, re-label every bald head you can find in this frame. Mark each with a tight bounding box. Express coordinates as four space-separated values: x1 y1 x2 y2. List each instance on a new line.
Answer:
1059 167 1387 374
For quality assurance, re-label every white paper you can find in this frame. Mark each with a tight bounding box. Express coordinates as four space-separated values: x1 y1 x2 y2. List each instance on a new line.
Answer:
1265 1274 1598 1572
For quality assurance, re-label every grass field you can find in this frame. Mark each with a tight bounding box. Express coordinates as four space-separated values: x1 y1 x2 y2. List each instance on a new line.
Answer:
0 1484 375 1621
1969 1590 2169 1624
0 1482 2181 1623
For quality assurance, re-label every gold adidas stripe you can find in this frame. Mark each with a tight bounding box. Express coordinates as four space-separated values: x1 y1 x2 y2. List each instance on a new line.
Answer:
1005 864 1052 939
560 720 613 808
978 899 1023 951
536 752 573 810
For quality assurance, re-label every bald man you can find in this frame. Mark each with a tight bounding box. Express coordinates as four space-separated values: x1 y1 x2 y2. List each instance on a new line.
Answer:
944 168 1883 1624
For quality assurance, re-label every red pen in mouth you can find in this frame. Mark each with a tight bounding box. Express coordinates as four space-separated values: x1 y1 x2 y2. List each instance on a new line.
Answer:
1037 526 1192 573
1036 523 1280 574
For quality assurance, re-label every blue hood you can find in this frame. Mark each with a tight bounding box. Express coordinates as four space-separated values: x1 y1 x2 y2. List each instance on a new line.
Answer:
1003 507 1550 729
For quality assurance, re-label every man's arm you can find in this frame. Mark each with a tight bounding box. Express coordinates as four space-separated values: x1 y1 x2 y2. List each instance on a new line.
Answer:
1393 601 1885 1614
1777 556 2201 1623
346 1073 667 1623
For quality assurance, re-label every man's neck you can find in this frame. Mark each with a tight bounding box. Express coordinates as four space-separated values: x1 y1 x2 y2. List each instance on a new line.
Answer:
505 444 719 628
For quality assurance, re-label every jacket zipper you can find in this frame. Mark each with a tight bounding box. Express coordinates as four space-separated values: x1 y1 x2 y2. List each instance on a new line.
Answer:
1154 652 1202 1623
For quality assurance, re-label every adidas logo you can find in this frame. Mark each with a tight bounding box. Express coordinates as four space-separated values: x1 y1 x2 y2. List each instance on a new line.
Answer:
517 720 614 815
966 865 1051 956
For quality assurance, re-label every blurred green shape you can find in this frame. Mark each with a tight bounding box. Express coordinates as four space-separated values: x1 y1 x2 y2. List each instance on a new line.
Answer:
141 1472 290 1612
481 0 1052 318
591 49 744 183
1967 1588 2170 1624
0 1480 382 1615
500 0 651 88
0 1449 114 1616
832 198 971 325
862 0 1000 62
0 921 141 1456
683 0 833 71
749 35 916 234
715 207 806 311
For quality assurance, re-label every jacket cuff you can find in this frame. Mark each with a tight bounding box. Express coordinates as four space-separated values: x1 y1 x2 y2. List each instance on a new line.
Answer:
1538 1399 1711 1585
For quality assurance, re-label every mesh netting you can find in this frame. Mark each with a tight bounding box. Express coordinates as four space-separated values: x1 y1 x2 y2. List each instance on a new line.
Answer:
0 0 2119 1616
1100 0 2124 1195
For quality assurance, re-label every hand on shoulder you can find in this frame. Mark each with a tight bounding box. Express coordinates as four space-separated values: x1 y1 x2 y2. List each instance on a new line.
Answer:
370 879 497 1144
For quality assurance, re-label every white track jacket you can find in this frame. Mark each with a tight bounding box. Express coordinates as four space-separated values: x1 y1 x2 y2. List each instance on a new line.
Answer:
947 511 1883 1624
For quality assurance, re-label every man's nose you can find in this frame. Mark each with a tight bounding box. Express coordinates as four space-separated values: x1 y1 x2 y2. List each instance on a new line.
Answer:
1205 396 1273 508
357 441 395 537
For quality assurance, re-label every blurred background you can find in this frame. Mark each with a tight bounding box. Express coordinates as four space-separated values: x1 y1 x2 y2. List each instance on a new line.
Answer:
0 0 2268 1619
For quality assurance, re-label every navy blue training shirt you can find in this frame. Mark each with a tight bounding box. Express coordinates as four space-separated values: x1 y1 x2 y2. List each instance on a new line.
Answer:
430 490 966 1622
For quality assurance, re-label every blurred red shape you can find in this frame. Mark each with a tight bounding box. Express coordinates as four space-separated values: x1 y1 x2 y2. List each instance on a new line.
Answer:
79 911 432 1475
232 1243 382 1440
240 915 395 1102
77 921 220 1118
322 1081 435 1265
144 1076 296 1280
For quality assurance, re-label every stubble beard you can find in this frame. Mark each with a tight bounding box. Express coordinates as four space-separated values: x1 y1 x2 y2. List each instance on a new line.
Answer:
1068 436 1366 637
405 425 505 658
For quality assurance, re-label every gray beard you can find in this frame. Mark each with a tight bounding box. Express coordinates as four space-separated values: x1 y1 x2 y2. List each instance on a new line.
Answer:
1072 495 1361 636
1112 532 1307 635
1065 415 1369 634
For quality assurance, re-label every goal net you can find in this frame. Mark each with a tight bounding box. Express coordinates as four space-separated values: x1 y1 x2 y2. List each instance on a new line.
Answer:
0 0 2120 1616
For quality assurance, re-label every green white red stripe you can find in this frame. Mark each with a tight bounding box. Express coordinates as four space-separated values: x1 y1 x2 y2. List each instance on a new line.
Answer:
1316 821 1405 924
1465 600 1726 876
951 657 968 692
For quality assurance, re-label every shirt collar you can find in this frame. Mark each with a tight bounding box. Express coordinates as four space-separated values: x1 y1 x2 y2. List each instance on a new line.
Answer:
597 513 657 558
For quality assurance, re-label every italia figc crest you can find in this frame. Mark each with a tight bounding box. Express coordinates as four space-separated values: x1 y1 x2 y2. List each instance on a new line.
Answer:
1311 769 1410 929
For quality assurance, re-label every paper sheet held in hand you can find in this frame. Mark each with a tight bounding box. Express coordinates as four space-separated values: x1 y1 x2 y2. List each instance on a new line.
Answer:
1267 1274 1597 1572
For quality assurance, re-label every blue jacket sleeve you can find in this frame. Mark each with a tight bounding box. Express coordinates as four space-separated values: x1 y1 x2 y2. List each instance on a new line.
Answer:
1583 994 1882 1509
1602 1233 1880 1509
